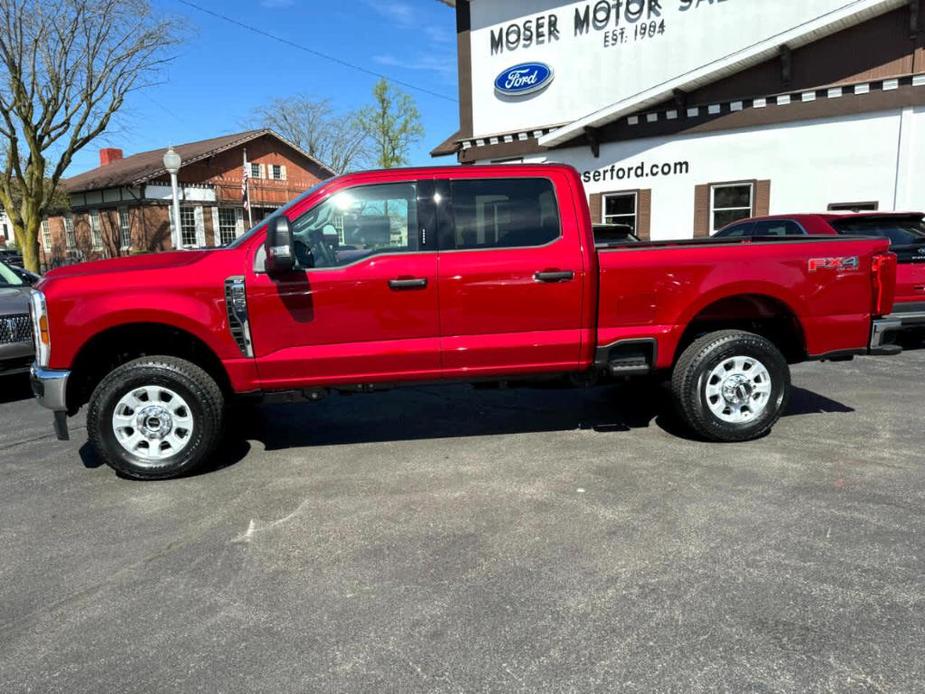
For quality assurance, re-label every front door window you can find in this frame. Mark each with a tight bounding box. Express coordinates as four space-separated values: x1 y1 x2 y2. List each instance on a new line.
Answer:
291 183 419 268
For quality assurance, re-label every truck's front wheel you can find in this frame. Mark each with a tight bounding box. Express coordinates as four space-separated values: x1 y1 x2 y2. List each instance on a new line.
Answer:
87 356 224 480
672 330 790 442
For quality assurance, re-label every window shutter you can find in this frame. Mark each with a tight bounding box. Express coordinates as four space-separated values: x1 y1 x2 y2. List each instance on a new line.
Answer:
280 165 287 181
259 164 266 179
637 189 652 241
235 207 245 236
693 184 710 238
211 207 220 246
589 193 603 224
194 205 205 247
755 180 771 216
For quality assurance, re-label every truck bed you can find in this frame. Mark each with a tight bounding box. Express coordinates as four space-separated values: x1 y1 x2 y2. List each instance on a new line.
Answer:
595 235 891 369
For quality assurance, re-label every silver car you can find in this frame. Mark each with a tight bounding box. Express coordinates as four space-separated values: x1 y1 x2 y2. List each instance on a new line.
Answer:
0 260 34 376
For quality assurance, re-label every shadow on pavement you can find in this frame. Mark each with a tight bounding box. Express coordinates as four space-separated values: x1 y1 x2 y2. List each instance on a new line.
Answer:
74 380 858 477
898 332 925 351
785 386 855 416
78 436 253 478
0 373 32 404
221 380 855 457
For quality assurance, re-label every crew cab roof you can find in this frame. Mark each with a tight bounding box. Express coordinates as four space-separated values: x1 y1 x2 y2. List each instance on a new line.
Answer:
340 163 581 178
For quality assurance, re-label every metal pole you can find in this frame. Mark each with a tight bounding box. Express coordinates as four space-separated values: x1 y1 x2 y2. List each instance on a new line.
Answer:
169 171 182 249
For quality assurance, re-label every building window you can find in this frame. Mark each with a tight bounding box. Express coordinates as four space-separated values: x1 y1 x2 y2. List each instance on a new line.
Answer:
64 214 76 250
251 163 261 179
711 183 753 231
828 201 879 212
271 164 282 180
602 192 637 232
41 220 52 251
90 210 102 249
118 208 131 249
218 208 238 245
180 207 197 247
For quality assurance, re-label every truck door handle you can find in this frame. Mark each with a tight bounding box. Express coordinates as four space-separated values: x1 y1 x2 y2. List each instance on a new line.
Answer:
534 270 575 283
388 277 428 290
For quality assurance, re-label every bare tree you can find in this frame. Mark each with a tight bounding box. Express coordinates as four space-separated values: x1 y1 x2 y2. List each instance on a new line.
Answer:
251 95 371 175
0 0 181 272
355 79 424 169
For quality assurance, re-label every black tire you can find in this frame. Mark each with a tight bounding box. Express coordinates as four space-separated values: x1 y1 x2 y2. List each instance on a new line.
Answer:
87 356 224 480
671 330 790 442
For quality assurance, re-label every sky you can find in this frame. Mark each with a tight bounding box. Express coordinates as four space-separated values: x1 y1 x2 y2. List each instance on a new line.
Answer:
65 0 460 176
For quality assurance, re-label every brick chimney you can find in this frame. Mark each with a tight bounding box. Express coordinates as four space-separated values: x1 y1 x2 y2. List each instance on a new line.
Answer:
99 148 123 166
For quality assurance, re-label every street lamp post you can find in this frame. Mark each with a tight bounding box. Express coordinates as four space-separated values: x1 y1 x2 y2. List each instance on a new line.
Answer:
162 146 183 250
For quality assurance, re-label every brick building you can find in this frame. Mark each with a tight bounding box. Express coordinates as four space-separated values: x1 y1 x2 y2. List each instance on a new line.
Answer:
42 129 335 265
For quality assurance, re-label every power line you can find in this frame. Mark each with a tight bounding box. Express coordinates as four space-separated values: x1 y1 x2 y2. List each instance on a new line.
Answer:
176 0 458 104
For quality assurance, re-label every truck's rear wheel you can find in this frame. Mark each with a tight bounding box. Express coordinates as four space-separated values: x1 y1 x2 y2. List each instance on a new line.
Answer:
87 356 224 480
672 330 790 442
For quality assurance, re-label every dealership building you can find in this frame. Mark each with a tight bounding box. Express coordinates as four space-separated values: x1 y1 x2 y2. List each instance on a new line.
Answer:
433 0 925 240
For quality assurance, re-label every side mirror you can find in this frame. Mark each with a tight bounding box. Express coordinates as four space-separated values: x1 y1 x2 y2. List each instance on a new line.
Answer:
264 215 295 275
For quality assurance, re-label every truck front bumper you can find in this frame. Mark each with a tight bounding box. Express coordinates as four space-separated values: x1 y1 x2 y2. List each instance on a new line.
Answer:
30 364 71 441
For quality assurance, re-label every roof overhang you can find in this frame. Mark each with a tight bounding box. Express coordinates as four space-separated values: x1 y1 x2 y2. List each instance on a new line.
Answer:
539 0 907 148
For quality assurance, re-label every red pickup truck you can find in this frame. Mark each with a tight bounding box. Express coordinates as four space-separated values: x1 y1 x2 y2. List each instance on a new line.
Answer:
30 164 899 480
714 212 925 338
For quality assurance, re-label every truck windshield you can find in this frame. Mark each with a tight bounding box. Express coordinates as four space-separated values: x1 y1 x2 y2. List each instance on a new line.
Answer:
0 261 24 287
831 217 925 246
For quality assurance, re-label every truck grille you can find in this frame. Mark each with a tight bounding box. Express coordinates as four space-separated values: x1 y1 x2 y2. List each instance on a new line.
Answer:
0 314 32 344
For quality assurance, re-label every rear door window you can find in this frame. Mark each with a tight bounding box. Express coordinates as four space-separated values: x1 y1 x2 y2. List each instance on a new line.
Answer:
443 178 560 250
714 221 754 238
751 220 806 237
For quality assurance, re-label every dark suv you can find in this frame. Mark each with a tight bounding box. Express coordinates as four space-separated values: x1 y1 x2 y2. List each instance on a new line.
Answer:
0 248 24 267
0 259 34 376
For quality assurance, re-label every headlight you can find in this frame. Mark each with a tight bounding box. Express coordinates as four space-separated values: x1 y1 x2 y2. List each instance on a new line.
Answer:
29 289 50 367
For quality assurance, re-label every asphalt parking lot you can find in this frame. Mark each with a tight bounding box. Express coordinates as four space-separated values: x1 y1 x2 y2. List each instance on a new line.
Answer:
1 349 923 692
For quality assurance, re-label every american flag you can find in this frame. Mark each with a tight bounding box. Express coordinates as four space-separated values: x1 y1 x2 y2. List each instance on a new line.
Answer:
242 158 250 212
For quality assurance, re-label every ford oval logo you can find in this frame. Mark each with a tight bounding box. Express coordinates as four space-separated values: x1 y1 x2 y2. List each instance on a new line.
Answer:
494 62 554 97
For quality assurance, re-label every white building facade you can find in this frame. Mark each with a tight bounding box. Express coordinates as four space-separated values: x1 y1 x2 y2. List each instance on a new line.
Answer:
434 0 925 239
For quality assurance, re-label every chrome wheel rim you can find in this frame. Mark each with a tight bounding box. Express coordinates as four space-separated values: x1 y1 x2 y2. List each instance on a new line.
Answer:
704 356 773 424
112 385 194 463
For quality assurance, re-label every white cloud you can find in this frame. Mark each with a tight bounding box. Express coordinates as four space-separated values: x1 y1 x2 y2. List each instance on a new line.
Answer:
368 1 453 44
374 53 456 81
424 25 453 44
368 1 416 26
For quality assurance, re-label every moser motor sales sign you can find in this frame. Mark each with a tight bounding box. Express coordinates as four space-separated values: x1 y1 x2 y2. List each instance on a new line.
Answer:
494 62 555 97
470 0 890 133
